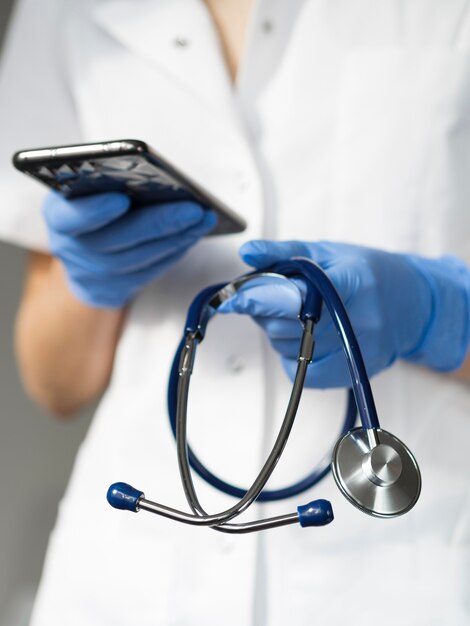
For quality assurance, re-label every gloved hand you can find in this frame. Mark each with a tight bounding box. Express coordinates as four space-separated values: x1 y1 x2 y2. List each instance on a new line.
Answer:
218 240 470 388
43 191 216 308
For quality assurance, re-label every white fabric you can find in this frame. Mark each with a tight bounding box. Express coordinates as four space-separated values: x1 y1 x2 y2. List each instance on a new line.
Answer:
0 0 79 249
0 0 469 624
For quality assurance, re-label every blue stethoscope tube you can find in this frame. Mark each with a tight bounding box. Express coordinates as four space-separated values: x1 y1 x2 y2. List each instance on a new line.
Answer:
108 257 419 531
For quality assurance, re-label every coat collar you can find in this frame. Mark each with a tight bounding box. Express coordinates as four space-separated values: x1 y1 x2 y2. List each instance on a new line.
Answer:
91 0 240 125
63 0 265 244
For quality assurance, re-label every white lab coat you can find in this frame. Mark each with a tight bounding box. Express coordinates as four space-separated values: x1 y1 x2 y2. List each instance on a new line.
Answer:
1 0 470 624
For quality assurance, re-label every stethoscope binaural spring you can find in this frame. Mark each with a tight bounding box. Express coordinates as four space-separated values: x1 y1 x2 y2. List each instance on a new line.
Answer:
107 257 421 532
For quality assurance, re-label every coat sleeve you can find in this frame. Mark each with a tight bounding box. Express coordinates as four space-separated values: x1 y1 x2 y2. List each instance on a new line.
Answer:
0 0 82 251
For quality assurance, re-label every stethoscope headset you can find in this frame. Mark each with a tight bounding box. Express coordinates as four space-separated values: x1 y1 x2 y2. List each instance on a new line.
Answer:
107 258 421 533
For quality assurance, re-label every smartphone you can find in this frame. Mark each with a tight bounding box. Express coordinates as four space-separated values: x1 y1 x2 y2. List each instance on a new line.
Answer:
12 139 246 236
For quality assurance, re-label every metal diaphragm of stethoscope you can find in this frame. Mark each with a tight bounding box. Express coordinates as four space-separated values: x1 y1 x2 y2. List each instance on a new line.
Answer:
107 257 421 533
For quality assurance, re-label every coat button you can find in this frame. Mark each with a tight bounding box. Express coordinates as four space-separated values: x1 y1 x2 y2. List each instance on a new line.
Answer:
261 20 274 34
220 536 235 553
226 355 246 373
174 37 189 47
235 170 251 191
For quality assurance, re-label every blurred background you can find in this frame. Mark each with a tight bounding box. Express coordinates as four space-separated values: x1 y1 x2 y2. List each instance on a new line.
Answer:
0 4 94 624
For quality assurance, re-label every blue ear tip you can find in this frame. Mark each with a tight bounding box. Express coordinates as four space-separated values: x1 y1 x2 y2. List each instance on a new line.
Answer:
107 482 144 512
297 499 334 527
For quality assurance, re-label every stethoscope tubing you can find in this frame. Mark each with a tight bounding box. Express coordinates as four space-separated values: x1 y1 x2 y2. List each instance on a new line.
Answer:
168 336 357 501
178 258 379 430
176 353 312 528
107 258 388 531
167 257 380 504
107 257 422 529
274 258 380 431
165 257 372 531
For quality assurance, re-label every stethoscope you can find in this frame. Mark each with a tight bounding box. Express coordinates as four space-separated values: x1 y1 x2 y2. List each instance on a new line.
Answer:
107 258 421 533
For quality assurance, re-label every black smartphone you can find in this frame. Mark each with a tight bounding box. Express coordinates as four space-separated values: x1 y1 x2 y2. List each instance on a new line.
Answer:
12 139 246 236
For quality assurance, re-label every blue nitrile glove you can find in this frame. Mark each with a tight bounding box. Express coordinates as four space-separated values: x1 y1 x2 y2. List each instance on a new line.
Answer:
218 240 470 388
43 191 217 308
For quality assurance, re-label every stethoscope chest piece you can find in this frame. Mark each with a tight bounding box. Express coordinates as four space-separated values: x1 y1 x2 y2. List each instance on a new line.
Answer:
331 428 421 518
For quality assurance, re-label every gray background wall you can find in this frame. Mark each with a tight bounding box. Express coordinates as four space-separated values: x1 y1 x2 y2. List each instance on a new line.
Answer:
0 3 93 624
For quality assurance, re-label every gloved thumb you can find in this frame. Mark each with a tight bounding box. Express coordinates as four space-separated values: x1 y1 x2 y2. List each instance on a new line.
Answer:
239 239 339 270
217 276 302 318
239 240 312 269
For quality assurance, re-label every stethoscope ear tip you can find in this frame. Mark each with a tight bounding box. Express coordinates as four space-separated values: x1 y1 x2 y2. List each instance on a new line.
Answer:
107 482 144 512
297 499 334 527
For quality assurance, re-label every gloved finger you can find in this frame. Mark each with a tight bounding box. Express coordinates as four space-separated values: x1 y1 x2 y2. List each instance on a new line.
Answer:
266 318 344 359
282 350 352 389
283 331 386 388
218 276 302 318
255 313 345 360
54 211 216 275
302 266 363 357
239 240 371 327
67 247 190 309
43 192 131 236
81 201 211 252
239 239 340 270
239 240 313 269
305 343 387 388
269 337 302 359
253 317 302 339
